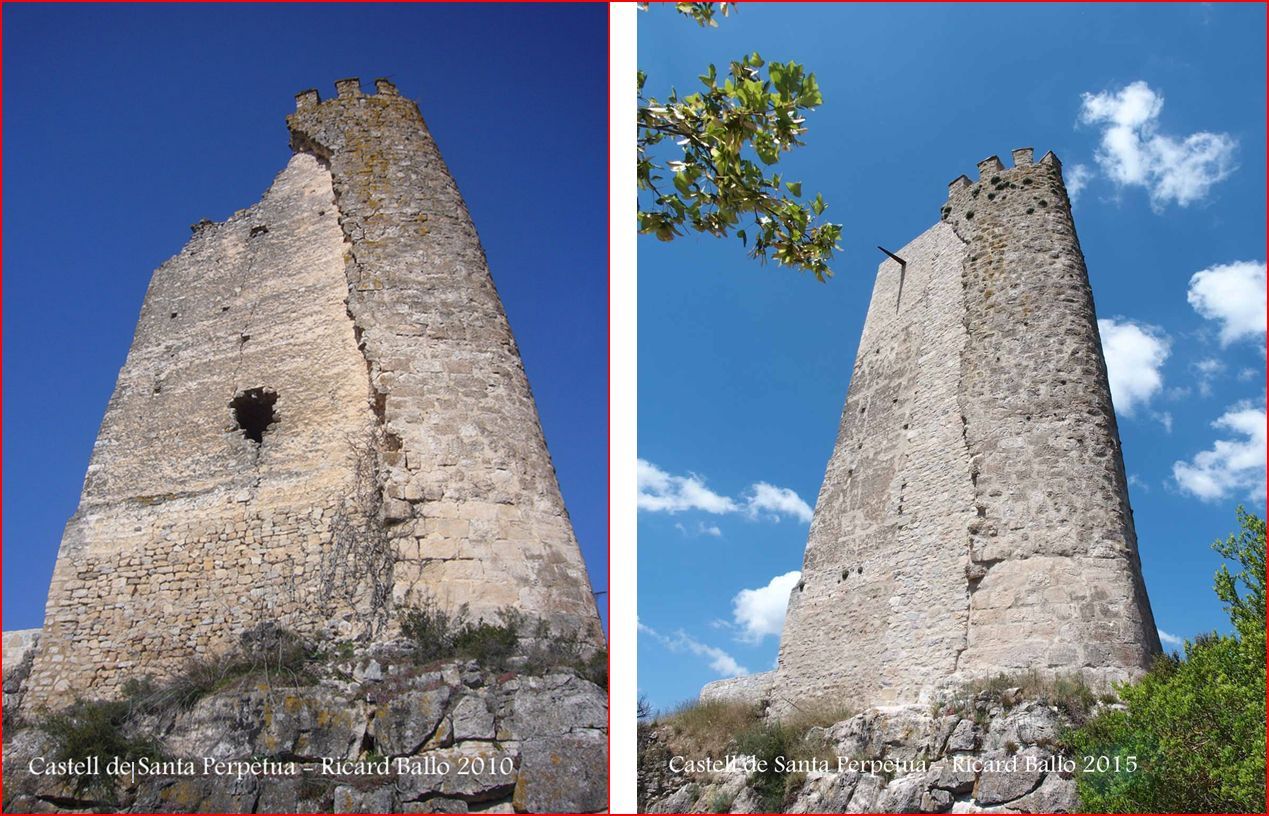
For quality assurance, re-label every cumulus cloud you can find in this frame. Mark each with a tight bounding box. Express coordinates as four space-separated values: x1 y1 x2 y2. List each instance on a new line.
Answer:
732 571 801 644
1187 261 1267 347
639 622 748 677
1172 401 1267 502
1098 318 1171 416
745 483 814 523
1079 81 1237 210
1065 163 1094 203
1158 629 1184 648
638 459 814 524
637 459 737 514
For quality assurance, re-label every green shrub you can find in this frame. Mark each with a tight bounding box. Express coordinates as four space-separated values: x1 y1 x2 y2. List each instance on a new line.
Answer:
1070 508 1266 813
40 698 163 801
401 603 521 671
706 789 736 813
734 720 801 811
402 602 607 681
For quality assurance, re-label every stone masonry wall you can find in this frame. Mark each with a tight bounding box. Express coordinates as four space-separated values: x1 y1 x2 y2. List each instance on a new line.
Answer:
23 80 601 707
771 221 978 710
770 149 1158 711
943 149 1159 686
286 79 601 641
25 152 369 705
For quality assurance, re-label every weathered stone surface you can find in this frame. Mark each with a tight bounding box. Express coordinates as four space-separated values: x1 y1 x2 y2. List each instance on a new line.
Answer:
926 758 976 794
395 744 518 801
769 148 1160 714
375 683 453 756
450 694 495 741
333 784 398 813
505 673 607 739
973 749 1046 805
513 734 607 814
1010 772 1079 813
946 718 979 753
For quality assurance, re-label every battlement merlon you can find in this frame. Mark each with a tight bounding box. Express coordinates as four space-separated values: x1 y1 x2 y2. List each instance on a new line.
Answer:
293 78 406 111
949 148 1065 204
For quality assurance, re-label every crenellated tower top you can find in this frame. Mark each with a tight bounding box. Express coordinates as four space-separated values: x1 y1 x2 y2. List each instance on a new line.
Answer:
294 77 405 110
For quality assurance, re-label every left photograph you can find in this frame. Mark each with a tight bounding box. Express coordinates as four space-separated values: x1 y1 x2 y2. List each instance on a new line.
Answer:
2 4 608 813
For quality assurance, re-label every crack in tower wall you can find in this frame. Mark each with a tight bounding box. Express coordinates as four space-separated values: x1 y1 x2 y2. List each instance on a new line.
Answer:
768 149 1159 713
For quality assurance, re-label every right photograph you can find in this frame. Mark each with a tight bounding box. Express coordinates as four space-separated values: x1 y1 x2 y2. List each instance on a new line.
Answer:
635 4 1266 814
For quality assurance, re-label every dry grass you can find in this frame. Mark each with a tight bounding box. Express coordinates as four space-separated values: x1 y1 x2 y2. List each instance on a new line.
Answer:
656 698 763 759
932 669 1111 723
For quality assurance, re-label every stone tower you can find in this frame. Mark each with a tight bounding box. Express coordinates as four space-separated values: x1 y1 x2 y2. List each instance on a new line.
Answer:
24 79 601 706
769 149 1159 710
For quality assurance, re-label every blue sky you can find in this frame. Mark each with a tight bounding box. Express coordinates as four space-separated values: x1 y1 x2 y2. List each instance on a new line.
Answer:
2 4 608 632
638 3 1266 711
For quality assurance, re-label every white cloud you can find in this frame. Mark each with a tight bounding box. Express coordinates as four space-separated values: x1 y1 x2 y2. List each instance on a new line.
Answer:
745 483 814 523
732 571 801 644
1128 473 1151 494
1065 163 1094 203
639 622 748 677
1152 411 1173 434
637 458 738 514
1187 261 1267 347
1158 629 1184 648
638 458 813 524
675 521 724 538
1193 357 1225 397
1098 318 1171 416
1079 81 1237 210
1172 401 1267 502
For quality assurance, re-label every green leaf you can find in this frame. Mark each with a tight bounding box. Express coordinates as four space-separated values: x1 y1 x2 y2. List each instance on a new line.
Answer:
785 181 802 197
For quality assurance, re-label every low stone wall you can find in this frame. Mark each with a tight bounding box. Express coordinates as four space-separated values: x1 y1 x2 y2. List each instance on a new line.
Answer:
699 671 774 706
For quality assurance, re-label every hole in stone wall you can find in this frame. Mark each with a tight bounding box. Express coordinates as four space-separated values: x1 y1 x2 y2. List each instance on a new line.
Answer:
231 388 278 444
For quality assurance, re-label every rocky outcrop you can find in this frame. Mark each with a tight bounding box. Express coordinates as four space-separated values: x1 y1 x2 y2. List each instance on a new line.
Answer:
3 649 606 814
640 693 1093 814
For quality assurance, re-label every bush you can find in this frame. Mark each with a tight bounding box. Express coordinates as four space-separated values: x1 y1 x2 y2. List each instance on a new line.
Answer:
401 602 607 681
733 719 804 811
401 602 521 671
1070 508 1266 813
40 698 163 801
732 701 854 811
